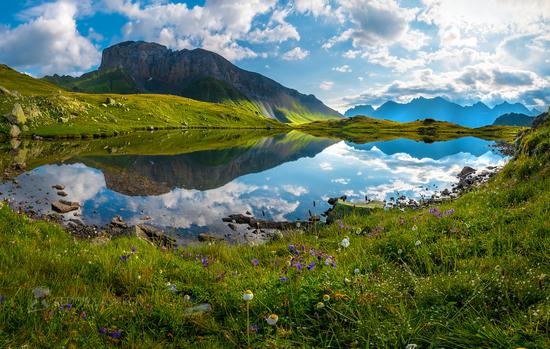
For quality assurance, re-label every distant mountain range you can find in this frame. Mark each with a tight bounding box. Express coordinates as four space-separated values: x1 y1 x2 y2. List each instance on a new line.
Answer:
492 113 535 127
344 97 541 127
44 41 341 123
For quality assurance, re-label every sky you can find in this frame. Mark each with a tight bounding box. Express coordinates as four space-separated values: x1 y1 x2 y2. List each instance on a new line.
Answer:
0 0 548 113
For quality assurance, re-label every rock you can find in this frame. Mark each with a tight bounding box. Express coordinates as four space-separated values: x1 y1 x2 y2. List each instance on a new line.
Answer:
106 97 116 105
57 191 68 197
51 200 80 213
0 85 13 96
134 224 176 247
111 215 127 228
458 166 476 178
441 188 451 196
327 195 347 205
184 303 212 315
198 233 224 242
227 223 238 231
5 103 26 125
9 125 20 138
52 184 65 190
32 135 44 141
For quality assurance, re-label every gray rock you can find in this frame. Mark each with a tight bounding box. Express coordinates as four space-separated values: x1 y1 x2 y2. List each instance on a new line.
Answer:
52 184 65 190
5 103 26 125
9 125 20 138
51 199 80 213
458 166 476 178
198 233 224 242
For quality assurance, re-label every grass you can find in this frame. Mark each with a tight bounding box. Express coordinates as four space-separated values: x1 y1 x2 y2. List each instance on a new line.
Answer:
0 65 286 139
0 116 548 348
299 116 521 143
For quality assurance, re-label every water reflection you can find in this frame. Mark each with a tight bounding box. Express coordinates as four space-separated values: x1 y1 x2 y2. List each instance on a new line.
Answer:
0 132 508 239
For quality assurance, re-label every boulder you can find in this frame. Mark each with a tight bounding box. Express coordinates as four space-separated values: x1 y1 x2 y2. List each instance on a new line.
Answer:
198 233 224 242
52 184 65 190
458 166 476 178
5 103 26 125
57 191 68 197
9 125 20 138
51 200 80 213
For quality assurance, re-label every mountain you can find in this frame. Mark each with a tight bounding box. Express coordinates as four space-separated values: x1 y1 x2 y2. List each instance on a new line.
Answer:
43 41 341 124
492 113 535 127
344 104 375 117
344 97 540 127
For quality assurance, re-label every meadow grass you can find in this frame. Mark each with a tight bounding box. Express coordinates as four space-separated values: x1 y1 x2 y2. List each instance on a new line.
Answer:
0 119 548 348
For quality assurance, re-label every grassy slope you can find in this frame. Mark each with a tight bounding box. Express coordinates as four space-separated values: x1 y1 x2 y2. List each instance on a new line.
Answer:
0 65 286 138
0 119 548 348
299 116 521 142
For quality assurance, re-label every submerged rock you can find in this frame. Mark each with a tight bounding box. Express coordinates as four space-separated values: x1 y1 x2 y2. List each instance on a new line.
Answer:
51 200 80 213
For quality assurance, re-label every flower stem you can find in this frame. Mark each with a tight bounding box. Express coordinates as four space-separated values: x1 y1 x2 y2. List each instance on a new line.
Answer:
246 301 250 347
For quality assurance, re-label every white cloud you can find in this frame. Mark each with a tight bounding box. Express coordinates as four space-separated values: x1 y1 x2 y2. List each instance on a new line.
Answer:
101 0 278 61
0 0 100 75
294 0 332 17
319 80 334 90
332 64 352 73
282 46 310 60
281 184 308 196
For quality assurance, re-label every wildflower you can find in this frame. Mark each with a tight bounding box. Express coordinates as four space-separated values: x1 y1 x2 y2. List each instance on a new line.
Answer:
279 277 289 282
32 287 50 299
316 302 325 309
340 237 350 248
249 323 259 334
166 282 177 293
405 344 417 349
323 294 330 302
0 295 5 304
266 314 279 325
415 240 421 247
251 258 259 266
131 246 137 253
288 244 296 253
98 327 108 335
398 249 403 254
296 262 303 271
201 256 209 268
412 225 417 231
108 330 122 339
80 311 87 320
354 268 360 274
120 254 130 261
307 262 316 271
243 290 254 301
445 208 455 216
399 217 406 225
183 294 191 302
344 277 351 284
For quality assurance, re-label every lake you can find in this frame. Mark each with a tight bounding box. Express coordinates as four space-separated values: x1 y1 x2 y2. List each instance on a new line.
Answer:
0 130 508 241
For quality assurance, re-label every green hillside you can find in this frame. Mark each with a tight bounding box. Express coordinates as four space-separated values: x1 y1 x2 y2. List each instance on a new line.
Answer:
0 65 286 139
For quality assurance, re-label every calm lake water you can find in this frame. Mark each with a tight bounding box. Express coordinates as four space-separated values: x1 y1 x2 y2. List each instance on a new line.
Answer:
0 131 508 239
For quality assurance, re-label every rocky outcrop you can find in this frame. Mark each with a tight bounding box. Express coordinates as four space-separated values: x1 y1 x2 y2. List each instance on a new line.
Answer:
47 41 341 122
5 103 26 125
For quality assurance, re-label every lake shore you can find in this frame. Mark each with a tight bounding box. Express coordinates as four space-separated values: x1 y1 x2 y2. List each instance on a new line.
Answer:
0 116 548 347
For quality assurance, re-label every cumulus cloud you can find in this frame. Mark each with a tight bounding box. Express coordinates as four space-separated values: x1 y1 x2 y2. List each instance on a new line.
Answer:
0 0 100 75
282 47 310 60
294 0 332 17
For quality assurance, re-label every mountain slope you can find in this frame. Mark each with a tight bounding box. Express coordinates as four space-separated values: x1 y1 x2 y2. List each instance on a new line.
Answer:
0 64 285 139
345 97 539 127
492 113 535 127
44 41 342 124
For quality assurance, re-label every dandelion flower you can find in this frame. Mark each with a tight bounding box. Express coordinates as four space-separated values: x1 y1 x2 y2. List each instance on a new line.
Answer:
323 294 330 302
340 237 350 248
243 290 254 301
316 302 325 309
266 314 279 325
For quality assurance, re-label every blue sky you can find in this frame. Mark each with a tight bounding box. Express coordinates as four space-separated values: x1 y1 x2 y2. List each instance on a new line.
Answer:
0 0 548 112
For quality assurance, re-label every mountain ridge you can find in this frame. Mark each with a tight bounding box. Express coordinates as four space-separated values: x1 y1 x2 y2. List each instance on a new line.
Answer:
344 96 540 127
43 41 341 124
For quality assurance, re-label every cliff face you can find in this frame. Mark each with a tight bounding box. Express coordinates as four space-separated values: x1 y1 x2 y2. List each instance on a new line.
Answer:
91 41 341 122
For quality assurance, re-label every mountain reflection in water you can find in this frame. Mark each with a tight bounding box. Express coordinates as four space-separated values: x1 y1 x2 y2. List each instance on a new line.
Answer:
0 131 508 239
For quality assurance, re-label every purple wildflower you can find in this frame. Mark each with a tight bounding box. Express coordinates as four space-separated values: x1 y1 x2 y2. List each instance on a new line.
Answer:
330 262 337 268
279 277 289 282
119 255 130 261
296 262 303 271
307 262 316 271
108 330 122 339
99 327 108 335
201 256 209 268
445 208 455 216
249 323 259 334
251 258 259 266
288 244 296 253
0 295 5 304
131 246 137 253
